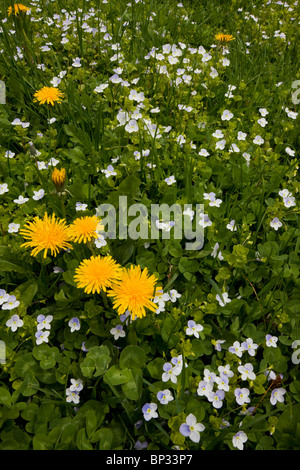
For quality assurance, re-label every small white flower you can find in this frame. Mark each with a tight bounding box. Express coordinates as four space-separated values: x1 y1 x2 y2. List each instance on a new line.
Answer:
179 413 205 443
259 108 268 117
13 195 29 204
253 135 264 145
199 213 212 227
237 131 247 140
94 83 109 93
221 109 233 121
279 189 292 198
198 148 210 157
183 207 194 221
215 376 230 392
235 387 251 406
228 341 243 358
229 143 240 153
109 73 123 84
186 320 203 338
110 324 126 340
243 152 251 165
227 219 237 231
72 57 82 67
76 202 88 211
270 217 283 231
212 130 224 139
285 147 295 156
101 165 117 178
35 330 50 345
241 338 258 356
157 389 174 405
162 362 178 384
125 119 139 133
266 334 278 348
6 314 23 332
238 363 256 381
215 139 226 150
53 266 64 273
257 118 268 127
216 292 231 307
66 388 80 404
209 197 222 207
70 378 83 392
95 234 107 248
197 380 213 397
50 77 61 87
232 431 248 450
283 196 296 208
222 58 230 66
32 189 45 201
164 175 176 185
270 388 286 405
142 402 158 421
0 290 9 305
8 223 20 233
169 289 181 302
0 183 9 194
37 161 48 170
68 317 81 333
2 295 20 310
286 109 298 119
37 314 53 331
5 150 15 158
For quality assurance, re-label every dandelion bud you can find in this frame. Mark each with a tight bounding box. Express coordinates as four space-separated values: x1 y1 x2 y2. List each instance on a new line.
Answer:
52 167 66 192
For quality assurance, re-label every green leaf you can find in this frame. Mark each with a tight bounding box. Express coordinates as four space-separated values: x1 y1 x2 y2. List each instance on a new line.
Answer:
0 245 29 273
97 428 113 450
76 428 93 450
276 403 300 435
75 400 107 441
225 244 249 268
85 409 99 440
57 421 77 448
121 368 142 401
18 373 39 397
161 316 180 347
14 353 39 377
0 387 11 407
178 257 199 273
33 434 53 450
61 146 87 164
21 403 38 421
104 365 132 386
80 346 111 378
15 280 38 307
147 358 165 380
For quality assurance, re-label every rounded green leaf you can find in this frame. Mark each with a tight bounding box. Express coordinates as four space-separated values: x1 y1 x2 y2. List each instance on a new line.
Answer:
119 345 146 369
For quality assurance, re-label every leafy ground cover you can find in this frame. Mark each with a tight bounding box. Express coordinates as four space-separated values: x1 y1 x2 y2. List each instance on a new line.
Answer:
0 0 300 451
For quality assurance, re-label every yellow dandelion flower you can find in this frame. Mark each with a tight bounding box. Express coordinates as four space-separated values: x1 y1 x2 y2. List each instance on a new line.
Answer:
33 86 64 106
52 168 66 190
107 265 159 320
8 4 30 16
215 33 235 44
68 215 104 244
20 213 71 258
74 255 122 294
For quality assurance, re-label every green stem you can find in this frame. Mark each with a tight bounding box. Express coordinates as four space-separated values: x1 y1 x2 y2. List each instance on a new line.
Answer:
101 290 109 309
